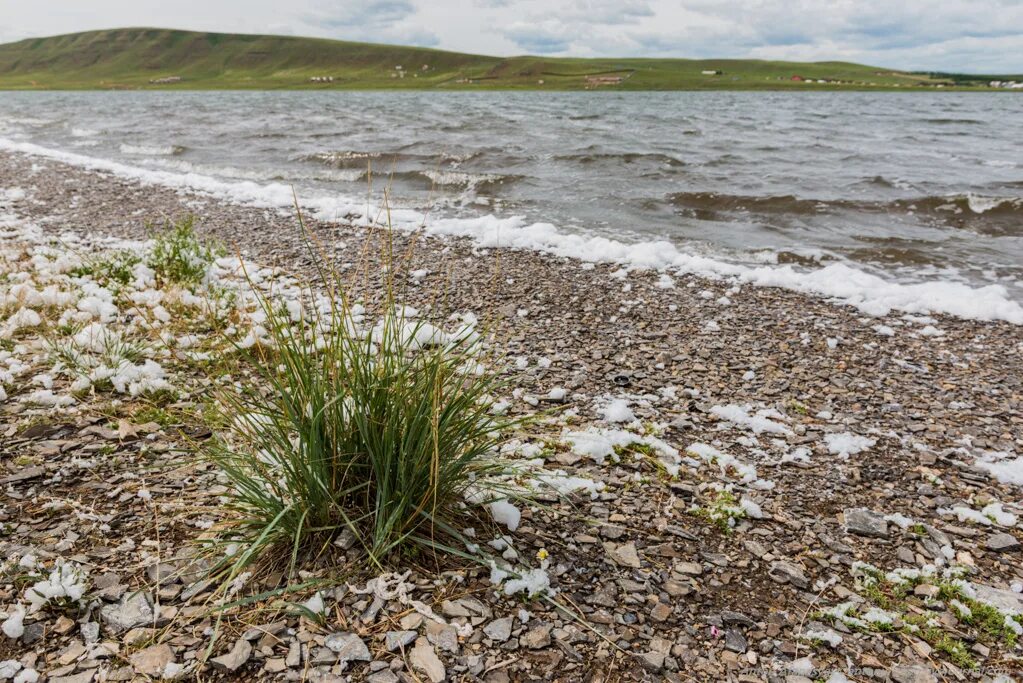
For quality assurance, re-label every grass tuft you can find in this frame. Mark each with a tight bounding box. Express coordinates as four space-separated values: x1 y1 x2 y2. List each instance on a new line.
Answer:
204 222 519 581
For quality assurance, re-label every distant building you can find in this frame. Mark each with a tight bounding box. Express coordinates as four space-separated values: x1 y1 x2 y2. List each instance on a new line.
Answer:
790 75 805 82
585 74 625 87
149 76 181 84
701 69 722 75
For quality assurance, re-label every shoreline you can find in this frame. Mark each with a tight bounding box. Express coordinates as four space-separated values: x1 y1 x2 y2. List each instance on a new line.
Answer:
1 150 1022 681
2 138 1021 326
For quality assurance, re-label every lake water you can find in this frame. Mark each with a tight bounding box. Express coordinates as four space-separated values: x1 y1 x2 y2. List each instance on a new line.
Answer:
1 90 1021 306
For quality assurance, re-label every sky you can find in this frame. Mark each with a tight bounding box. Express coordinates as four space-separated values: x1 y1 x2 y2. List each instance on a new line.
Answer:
1 0 1021 73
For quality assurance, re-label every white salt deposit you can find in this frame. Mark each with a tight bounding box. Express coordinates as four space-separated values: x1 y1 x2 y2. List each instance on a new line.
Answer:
975 451 1023 487
824 432 875 458
710 404 792 435
599 398 635 423
489 499 521 532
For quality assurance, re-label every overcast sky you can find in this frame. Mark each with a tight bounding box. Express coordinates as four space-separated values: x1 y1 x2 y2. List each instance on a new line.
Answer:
1 0 1021 73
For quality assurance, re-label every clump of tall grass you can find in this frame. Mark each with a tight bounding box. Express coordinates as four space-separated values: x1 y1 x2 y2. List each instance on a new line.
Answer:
205 225 519 580
148 216 222 286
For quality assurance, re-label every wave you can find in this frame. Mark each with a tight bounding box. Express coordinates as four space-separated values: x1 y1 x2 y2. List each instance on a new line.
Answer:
668 190 1022 235
300 149 485 168
416 169 517 189
146 158 366 183
669 191 831 217
2 136 1021 325
71 127 100 137
120 143 186 156
553 151 685 167
923 118 985 125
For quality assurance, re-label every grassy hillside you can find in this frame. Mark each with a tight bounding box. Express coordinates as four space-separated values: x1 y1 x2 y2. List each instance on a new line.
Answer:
0 27 984 91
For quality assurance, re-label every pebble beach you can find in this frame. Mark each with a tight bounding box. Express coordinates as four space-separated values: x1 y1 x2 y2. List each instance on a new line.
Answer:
1 148 1022 682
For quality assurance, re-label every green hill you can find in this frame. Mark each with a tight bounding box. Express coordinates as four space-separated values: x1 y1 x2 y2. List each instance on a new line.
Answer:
0 27 983 91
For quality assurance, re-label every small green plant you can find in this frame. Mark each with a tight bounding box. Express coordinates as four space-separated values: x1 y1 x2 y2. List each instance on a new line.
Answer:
148 216 222 286
70 250 141 287
690 488 744 532
930 632 976 669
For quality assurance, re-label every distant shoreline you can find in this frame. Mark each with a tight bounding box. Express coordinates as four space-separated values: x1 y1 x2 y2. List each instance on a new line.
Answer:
3 27 1019 92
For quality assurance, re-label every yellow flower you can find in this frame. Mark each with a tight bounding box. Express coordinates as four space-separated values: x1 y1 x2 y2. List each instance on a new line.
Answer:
536 548 549 561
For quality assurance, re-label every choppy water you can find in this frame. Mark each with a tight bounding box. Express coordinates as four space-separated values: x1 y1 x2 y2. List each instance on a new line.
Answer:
1 90 1021 301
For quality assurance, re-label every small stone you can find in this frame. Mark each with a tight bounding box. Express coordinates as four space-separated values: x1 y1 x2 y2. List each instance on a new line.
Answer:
890 664 937 683
100 592 155 633
324 633 371 664
638 651 665 672
210 638 252 673
384 630 418 651
844 508 888 538
721 611 756 628
674 561 703 576
483 617 513 642
410 640 445 682
81 622 100 644
988 533 1021 552
425 621 459 653
285 642 301 667
650 602 672 622
367 671 400 683
521 624 552 649
145 562 178 586
49 673 96 683
54 616 76 634
264 658 287 673
604 541 641 568
724 630 747 653
130 644 175 677
768 561 809 589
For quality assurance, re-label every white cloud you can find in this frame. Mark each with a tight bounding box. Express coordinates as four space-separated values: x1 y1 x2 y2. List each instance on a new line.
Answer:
0 0 1019 72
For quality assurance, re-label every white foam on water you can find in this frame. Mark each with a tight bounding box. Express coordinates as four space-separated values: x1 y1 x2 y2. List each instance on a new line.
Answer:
2 137 1022 325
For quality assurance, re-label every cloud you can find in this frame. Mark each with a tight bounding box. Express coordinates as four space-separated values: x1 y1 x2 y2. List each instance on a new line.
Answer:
300 0 438 46
502 25 571 54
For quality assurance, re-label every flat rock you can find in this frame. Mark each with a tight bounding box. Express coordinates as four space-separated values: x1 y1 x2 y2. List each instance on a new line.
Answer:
844 508 888 538
410 640 445 682
724 629 747 653
604 541 641 568
972 583 1023 614
210 638 252 673
483 617 513 642
49 673 96 683
674 561 703 576
987 532 1020 552
384 630 418 652
767 560 809 589
100 592 155 633
891 664 937 683
521 624 551 649
324 632 371 663
367 671 400 683
638 651 665 672
129 643 175 677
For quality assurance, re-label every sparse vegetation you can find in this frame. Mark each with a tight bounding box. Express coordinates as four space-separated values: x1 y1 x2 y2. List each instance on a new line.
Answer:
148 216 222 286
